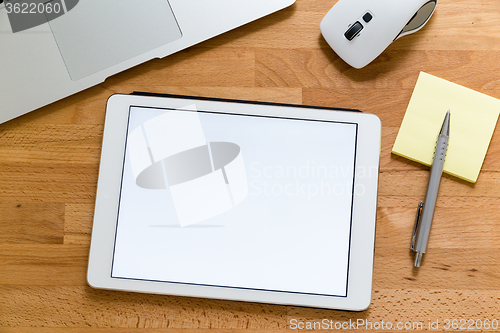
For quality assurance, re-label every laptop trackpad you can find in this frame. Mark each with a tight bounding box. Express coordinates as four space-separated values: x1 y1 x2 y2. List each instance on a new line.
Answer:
48 0 182 81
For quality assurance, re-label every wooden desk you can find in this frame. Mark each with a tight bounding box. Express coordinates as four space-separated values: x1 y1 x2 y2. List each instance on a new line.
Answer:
1 0 499 331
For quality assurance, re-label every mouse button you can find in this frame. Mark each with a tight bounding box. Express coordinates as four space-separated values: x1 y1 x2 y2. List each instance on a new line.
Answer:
362 12 373 23
344 21 363 41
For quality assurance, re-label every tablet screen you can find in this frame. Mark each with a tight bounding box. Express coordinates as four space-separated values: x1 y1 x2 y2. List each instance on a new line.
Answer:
111 105 358 297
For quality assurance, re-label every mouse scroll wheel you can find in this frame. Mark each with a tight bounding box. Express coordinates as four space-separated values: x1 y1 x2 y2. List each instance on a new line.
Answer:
344 21 363 41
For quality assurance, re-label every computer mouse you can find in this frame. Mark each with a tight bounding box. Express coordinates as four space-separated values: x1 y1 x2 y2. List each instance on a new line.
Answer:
320 0 437 69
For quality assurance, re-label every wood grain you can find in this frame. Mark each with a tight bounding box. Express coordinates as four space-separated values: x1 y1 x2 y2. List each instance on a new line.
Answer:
1 0 500 331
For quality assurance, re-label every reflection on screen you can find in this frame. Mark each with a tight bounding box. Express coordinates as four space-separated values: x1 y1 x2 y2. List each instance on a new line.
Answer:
111 105 358 297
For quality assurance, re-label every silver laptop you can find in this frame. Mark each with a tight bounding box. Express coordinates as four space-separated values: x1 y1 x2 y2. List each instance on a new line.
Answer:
0 0 295 124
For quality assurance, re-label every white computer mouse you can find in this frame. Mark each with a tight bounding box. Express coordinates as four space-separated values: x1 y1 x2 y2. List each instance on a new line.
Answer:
320 0 437 69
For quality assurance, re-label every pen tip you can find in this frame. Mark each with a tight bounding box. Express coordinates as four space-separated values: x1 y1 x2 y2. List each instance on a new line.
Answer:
440 110 450 136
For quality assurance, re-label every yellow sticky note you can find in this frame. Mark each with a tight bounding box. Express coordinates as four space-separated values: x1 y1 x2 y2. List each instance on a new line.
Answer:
392 72 500 183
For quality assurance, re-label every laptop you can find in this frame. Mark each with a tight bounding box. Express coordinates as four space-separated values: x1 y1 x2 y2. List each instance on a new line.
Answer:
0 0 295 124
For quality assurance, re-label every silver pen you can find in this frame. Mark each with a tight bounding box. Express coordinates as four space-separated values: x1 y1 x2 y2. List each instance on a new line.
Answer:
410 110 450 267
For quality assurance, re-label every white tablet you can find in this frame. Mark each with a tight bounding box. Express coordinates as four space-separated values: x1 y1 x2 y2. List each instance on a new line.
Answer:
88 94 381 311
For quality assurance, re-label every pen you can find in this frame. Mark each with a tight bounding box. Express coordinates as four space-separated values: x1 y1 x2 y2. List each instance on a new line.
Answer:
410 110 450 267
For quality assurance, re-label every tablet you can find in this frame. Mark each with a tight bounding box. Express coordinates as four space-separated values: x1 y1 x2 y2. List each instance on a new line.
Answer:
88 94 381 311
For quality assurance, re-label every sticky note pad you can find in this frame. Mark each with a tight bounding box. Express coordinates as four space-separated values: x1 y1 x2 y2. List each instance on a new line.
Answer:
392 72 500 183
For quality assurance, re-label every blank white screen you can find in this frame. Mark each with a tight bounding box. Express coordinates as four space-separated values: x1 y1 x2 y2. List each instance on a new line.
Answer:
111 105 358 297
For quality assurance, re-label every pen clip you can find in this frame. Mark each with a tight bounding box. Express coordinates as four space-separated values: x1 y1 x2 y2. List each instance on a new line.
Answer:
410 201 424 251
